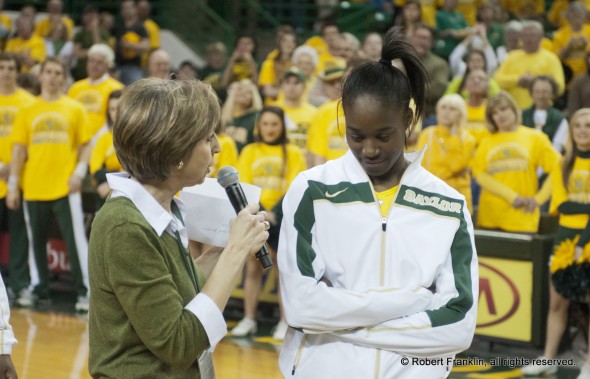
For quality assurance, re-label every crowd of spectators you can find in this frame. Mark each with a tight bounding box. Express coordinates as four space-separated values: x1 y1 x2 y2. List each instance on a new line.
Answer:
1 0 590 348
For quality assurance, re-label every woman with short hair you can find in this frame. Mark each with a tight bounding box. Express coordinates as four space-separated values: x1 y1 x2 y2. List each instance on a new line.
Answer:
88 78 270 378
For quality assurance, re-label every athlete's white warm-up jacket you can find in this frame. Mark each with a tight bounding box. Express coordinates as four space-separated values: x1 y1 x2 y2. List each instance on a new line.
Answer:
278 148 478 379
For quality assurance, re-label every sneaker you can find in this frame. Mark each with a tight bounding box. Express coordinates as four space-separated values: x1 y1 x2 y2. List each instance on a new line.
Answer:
15 288 35 308
230 318 257 337
520 356 558 376
272 320 289 341
75 295 89 312
579 361 590 379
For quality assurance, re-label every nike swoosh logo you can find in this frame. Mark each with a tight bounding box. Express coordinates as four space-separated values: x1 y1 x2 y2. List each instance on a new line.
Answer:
325 188 349 198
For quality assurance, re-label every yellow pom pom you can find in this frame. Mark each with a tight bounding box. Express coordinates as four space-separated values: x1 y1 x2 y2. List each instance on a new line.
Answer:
550 237 578 273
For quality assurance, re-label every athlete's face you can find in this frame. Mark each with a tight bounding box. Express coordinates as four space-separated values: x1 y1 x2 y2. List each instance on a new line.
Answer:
572 113 590 151
345 96 410 186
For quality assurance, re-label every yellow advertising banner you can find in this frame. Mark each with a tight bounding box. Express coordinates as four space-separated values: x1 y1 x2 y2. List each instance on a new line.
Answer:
476 257 533 342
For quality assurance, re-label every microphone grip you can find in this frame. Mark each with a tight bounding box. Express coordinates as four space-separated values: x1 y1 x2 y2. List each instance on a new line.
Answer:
256 244 273 269
224 184 273 270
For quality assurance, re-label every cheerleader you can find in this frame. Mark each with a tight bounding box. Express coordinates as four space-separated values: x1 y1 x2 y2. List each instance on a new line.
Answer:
522 108 590 378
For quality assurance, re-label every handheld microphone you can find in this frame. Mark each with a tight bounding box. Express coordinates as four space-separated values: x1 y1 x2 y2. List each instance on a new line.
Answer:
217 166 273 269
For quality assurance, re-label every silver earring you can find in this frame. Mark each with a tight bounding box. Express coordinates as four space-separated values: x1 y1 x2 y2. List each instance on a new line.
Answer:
177 161 184 170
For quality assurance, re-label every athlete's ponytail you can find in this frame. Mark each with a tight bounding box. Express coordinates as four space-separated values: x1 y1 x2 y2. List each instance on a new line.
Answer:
342 26 428 129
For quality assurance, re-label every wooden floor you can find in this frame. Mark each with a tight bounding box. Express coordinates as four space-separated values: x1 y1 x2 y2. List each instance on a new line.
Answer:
9 309 282 379
7 308 583 379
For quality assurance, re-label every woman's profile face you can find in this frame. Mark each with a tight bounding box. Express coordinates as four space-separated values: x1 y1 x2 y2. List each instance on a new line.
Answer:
437 102 460 127
258 111 283 144
491 105 517 132
572 113 590 151
345 96 408 182
180 131 221 186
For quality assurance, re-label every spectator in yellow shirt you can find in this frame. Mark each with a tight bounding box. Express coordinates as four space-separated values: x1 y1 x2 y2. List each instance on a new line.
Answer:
89 90 123 210
8 57 92 311
34 0 74 40
221 35 259 88
137 0 160 69
0 53 36 307
417 94 476 211
68 43 124 139
5 17 46 73
272 67 318 151
471 91 561 232
231 106 306 341
494 21 565 109
221 79 263 152
464 68 490 145
551 2 590 80
259 30 296 103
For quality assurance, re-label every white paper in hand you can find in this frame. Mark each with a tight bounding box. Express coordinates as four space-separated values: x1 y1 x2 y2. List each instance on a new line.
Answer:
179 178 261 247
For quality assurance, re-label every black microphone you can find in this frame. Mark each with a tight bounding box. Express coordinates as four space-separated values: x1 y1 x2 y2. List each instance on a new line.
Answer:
217 166 273 269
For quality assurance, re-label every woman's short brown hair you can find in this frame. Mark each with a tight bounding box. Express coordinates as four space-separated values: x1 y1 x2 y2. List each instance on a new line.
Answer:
485 91 521 133
113 78 220 181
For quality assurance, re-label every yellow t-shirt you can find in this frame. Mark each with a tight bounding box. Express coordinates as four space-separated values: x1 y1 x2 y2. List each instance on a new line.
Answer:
307 99 348 161
11 96 91 201
237 142 306 210
456 0 481 26
471 126 561 232
5 35 47 72
494 49 565 109
0 89 36 198
68 77 124 137
89 129 122 175
272 98 318 151
548 0 590 28
375 185 398 217
304 35 328 56
34 16 75 39
550 157 590 229
258 57 292 103
465 103 489 146
552 25 590 78
416 126 476 211
208 133 238 178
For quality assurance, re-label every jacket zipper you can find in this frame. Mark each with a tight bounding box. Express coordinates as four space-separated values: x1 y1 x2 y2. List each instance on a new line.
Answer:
372 162 411 379
291 334 307 375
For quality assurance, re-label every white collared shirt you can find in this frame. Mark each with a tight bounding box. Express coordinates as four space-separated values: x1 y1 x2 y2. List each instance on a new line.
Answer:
106 172 227 350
